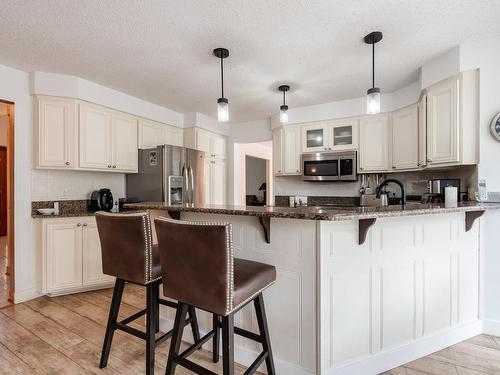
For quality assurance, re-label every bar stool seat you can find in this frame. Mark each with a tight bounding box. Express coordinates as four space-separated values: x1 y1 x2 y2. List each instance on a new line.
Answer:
233 259 276 310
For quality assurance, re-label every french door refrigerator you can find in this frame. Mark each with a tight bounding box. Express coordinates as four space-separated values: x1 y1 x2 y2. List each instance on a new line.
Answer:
126 145 205 205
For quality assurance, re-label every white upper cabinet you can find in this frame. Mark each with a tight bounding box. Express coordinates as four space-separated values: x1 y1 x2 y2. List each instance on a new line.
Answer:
418 94 427 168
79 103 113 170
111 112 138 172
302 120 358 153
138 119 163 149
184 128 226 159
392 104 419 170
35 96 77 169
358 114 391 172
426 76 459 165
273 128 283 175
79 103 138 172
138 119 183 148
283 126 302 174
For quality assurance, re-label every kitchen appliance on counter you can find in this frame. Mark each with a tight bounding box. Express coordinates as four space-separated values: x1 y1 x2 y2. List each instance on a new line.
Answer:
427 178 460 203
302 151 357 181
126 145 205 205
89 188 114 212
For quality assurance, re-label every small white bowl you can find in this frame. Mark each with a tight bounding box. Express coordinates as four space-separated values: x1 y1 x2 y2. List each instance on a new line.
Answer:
37 208 55 216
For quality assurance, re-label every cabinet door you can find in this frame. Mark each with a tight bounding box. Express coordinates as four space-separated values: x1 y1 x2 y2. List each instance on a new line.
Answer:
211 134 227 159
283 126 301 174
111 113 138 172
329 120 359 151
302 125 327 152
163 125 183 147
196 130 212 155
211 159 226 205
79 103 112 170
359 114 390 172
392 105 419 170
36 97 77 168
418 95 427 168
427 78 459 165
204 159 212 204
273 128 283 175
46 222 82 293
138 119 163 149
82 220 114 286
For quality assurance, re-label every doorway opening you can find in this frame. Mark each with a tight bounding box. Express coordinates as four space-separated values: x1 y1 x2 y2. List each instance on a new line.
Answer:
0 100 14 307
245 155 267 206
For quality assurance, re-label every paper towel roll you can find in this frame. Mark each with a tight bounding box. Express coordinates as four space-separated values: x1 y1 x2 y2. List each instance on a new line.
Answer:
445 186 458 207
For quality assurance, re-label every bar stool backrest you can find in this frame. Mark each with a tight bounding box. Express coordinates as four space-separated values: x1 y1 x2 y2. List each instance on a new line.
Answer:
96 212 157 285
154 216 234 316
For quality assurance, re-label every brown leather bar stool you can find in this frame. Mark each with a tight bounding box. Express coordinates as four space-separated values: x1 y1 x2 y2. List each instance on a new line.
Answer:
155 216 277 375
95 212 201 375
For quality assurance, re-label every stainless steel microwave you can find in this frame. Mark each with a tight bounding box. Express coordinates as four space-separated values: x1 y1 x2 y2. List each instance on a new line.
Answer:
301 151 357 181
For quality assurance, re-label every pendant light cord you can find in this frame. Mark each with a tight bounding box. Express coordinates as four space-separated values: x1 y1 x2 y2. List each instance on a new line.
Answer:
283 90 286 106
372 42 375 89
220 57 224 98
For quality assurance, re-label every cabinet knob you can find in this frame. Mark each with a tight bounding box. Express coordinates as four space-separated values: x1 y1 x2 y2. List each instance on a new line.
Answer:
296 170 299 173
108 165 112 168
77 223 81 227
392 166 396 169
360 167 364 171
112 165 116 168
83 223 87 227
427 158 432 163
329 147 332 150
65 161 70 166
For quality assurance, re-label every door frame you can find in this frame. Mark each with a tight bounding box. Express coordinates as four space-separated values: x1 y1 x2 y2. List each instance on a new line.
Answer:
1 99 14 303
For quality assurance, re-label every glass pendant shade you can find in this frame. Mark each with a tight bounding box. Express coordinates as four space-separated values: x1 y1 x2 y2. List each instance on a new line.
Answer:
217 98 229 122
280 105 289 123
366 88 381 115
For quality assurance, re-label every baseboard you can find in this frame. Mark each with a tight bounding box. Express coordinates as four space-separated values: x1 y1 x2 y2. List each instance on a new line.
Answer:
45 282 115 297
14 287 43 303
326 320 483 375
159 316 314 375
482 319 500 336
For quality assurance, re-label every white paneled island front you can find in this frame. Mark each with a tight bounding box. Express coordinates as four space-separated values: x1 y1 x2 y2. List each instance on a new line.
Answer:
125 202 495 375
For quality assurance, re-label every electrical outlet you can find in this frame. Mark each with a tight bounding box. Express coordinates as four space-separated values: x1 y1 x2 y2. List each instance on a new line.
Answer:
295 196 308 206
61 189 69 199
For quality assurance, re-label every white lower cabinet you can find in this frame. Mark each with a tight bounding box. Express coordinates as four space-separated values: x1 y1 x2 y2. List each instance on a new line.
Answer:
42 217 114 295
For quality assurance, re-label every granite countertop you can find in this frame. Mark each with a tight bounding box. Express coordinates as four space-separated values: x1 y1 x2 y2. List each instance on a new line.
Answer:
123 201 500 221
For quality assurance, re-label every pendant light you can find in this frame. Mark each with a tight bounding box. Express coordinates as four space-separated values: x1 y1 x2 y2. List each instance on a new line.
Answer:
213 48 230 122
364 31 383 114
278 85 290 123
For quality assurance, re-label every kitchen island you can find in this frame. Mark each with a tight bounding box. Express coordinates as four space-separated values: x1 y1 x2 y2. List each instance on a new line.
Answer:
125 201 497 375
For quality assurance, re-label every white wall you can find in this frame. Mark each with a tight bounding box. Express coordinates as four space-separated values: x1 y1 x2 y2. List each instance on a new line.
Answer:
32 71 184 127
183 112 230 136
458 36 500 326
420 46 461 89
0 64 34 302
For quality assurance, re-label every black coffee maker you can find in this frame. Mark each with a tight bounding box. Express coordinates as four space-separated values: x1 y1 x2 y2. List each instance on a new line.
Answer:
89 188 114 212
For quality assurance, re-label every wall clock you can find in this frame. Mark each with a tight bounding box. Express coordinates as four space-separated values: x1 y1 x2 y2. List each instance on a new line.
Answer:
491 112 500 142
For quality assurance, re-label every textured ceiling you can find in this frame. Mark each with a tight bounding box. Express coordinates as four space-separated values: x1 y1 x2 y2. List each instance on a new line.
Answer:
0 0 499 122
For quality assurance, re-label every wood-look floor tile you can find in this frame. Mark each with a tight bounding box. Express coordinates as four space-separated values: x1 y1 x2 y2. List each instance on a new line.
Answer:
0 341 33 374
24 296 88 328
404 356 460 375
430 343 500 374
405 369 431 375
464 335 500 351
14 339 88 374
382 367 407 374
0 312 40 351
456 366 494 375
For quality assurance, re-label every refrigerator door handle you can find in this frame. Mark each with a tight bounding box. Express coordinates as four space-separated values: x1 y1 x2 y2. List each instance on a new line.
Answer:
182 165 188 204
188 166 194 204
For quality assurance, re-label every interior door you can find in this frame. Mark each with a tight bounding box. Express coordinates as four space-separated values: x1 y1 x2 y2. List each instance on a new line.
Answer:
0 147 6 236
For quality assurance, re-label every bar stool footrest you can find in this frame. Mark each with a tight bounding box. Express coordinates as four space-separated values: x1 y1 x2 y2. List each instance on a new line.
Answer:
176 357 218 375
118 308 147 326
234 327 263 343
180 330 216 358
242 351 269 375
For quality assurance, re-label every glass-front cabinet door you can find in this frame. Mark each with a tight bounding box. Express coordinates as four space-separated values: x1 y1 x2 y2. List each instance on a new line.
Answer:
302 124 328 152
327 119 358 151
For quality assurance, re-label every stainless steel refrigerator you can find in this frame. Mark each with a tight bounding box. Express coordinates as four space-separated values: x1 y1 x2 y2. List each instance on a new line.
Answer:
126 145 205 205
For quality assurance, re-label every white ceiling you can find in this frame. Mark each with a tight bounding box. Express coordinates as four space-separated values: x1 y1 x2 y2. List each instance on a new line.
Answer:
1 0 499 123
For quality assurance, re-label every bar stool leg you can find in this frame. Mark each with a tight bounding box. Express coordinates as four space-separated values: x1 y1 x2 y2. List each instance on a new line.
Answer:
188 306 201 343
100 278 125 368
212 314 220 363
146 283 157 375
254 293 276 375
154 282 160 334
165 303 189 375
222 314 234 375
